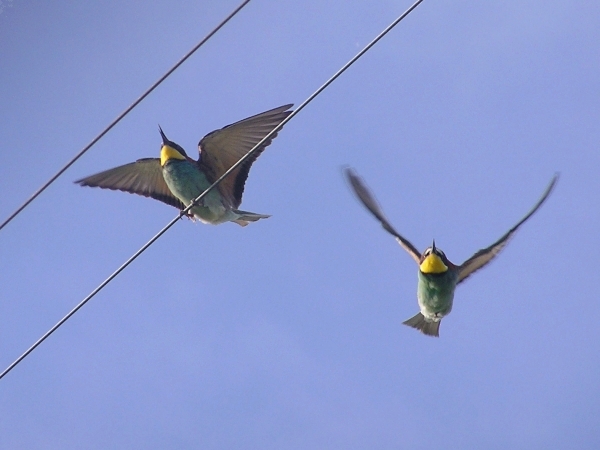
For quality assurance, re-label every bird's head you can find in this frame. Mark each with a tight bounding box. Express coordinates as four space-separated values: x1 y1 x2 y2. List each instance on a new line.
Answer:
159 126 188 166
419 239 449 274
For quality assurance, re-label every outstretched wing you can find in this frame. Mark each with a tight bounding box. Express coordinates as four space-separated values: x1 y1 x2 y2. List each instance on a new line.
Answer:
75 158 185 210
198 104 293 208
457 174 558 284
345 168 421 264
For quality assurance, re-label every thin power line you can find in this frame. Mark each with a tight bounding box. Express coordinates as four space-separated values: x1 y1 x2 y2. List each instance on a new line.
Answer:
0 0 425 381
0 0 251 233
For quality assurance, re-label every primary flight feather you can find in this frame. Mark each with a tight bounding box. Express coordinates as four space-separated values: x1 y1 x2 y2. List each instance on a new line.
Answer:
77 104 293 226
345 168 558 337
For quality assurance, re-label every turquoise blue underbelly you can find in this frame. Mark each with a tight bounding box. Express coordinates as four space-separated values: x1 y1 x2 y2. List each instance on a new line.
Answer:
162 161 225 221
417 271 458 316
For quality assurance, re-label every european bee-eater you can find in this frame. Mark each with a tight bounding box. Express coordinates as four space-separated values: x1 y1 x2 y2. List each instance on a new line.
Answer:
77 104 293 226
345 168 558 337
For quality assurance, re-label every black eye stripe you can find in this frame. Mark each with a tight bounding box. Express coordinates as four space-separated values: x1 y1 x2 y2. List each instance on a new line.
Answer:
424 247 445 259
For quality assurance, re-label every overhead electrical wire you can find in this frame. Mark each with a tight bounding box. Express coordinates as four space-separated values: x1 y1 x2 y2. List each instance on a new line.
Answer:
0 0 425 381
0 0 251 233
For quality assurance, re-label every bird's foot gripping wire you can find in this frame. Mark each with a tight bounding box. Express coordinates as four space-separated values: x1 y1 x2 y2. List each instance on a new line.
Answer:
178 210 196 221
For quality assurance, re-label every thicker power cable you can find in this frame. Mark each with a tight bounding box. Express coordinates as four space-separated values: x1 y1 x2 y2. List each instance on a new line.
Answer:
0 0 424 381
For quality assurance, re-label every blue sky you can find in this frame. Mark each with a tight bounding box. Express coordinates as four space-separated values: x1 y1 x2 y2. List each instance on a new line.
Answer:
1 0 599 448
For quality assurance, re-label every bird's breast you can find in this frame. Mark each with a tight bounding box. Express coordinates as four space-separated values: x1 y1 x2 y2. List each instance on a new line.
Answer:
162 161 211 203
417 271 457 315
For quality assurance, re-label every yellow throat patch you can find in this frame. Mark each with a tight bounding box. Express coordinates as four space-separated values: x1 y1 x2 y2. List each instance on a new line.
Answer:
160 145 186 166
420 253 448 274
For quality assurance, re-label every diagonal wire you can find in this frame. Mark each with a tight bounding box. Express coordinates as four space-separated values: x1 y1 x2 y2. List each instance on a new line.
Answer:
0 0 425 381
0 0 251 233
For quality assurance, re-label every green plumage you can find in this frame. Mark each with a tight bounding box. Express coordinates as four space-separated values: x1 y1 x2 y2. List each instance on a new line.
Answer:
417 270 457 319
345 168 558 338
162 158 230 224
76 104 293 226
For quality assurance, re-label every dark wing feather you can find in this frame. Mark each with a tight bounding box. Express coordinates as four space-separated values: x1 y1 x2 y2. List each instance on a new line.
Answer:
457 174 558 284
345 168 421 264
198 104 293 208
75 158 185 210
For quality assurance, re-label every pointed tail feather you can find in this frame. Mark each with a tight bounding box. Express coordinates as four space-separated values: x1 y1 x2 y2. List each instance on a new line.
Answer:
232 210 271 227
403 313 440 337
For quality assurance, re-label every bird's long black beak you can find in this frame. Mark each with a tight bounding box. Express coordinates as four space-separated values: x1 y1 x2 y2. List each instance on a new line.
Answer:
431 239 436 253
158 126 169 145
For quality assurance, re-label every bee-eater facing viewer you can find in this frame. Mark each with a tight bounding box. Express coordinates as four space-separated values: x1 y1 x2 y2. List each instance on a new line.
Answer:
345 168 558 337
